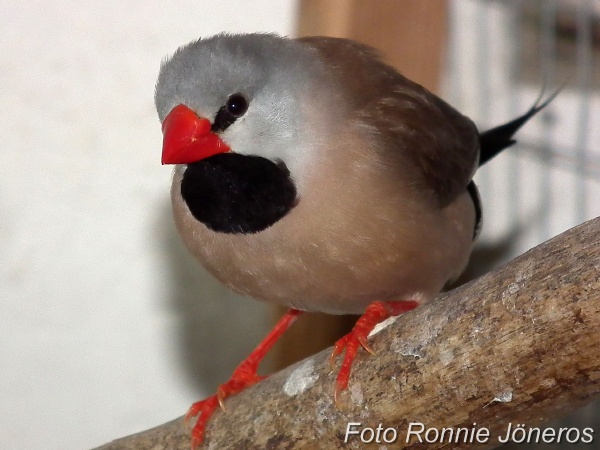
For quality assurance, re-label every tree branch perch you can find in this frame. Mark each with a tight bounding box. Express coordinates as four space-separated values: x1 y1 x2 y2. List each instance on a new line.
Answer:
95 217 600 449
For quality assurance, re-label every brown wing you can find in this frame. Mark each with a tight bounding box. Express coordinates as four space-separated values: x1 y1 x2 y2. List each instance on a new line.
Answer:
298 36 480 207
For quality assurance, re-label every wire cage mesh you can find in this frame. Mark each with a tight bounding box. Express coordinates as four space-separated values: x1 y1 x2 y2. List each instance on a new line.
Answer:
446 0 599 448
448 0 598 254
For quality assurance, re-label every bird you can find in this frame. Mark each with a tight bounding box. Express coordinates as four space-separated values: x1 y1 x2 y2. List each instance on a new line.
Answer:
155 32 556 448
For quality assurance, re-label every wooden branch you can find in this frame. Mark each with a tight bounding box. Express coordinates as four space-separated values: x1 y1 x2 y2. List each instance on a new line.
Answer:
95 217 600 450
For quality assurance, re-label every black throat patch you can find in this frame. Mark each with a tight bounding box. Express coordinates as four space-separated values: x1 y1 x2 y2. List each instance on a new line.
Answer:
180 153 297 234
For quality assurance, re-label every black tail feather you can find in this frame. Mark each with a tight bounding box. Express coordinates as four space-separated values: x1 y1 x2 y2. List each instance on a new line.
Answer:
478 88 561 167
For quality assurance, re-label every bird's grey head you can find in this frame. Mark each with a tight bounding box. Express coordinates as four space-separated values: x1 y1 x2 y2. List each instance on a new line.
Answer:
156 33 326 168
155 33 327 234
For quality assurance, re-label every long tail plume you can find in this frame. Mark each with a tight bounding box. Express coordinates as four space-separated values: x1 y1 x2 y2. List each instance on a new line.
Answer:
478 87 562 167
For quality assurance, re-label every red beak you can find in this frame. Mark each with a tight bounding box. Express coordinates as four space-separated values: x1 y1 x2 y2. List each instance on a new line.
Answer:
161 104 230 165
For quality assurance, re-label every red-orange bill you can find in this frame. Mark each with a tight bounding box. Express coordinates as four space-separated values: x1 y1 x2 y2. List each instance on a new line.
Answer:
161 104 230 165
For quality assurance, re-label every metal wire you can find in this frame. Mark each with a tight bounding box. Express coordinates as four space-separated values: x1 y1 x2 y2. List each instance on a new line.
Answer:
575 0 593 223
448 0 598 250
539 0 558 241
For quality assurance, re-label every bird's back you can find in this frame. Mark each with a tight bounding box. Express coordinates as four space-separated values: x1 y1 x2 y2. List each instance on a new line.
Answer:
299 36 481 207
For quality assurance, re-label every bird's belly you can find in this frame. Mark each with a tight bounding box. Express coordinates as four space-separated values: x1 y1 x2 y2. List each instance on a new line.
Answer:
176 208 473 315
202 237 463 314
172 169 476 315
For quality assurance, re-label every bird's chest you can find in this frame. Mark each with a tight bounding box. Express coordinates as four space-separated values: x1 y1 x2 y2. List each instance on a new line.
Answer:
173 182 470 315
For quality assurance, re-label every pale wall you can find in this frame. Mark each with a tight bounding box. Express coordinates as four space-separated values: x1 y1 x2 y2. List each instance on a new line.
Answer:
1 2 297 449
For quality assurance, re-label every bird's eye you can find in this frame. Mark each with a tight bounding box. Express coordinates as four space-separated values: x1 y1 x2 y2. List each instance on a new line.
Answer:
212 93 249 132
225 94 248 117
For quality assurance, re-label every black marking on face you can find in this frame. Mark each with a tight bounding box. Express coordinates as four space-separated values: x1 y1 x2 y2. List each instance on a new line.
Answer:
180 153 297 234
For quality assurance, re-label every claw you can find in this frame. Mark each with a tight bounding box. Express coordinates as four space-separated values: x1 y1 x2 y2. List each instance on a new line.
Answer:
358 335 376 355
333 381 344 410
184 411 193 427
190 435 201 450
330 300 419 407
329 351 337 371
217 390 227 412
185 395 220 450
183 308 303 448
329 335 348 370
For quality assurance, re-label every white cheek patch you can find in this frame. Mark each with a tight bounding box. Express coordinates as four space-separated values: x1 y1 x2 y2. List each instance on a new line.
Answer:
221 95 318 196
174 164 187 177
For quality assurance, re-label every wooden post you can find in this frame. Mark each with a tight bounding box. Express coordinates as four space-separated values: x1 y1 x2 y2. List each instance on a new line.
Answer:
296 0 447 93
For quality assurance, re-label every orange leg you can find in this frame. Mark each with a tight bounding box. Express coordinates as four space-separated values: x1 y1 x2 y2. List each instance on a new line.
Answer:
186 308 303 449
330 300 419 405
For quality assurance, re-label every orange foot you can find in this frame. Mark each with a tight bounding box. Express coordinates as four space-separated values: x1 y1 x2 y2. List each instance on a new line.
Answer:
330 300 419 405
186 308 302 449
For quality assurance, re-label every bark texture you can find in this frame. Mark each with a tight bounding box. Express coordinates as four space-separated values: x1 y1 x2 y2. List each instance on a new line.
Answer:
95 217 600 450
